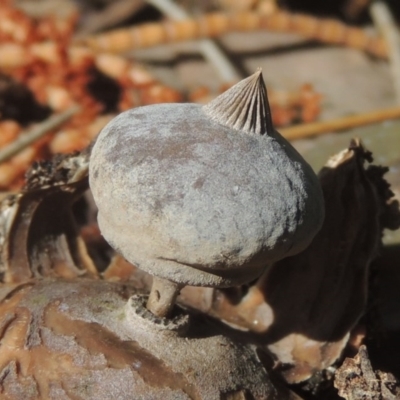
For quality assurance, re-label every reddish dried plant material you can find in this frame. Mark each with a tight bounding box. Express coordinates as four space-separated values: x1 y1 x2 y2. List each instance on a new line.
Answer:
188 86 211 103
0 121 20 148
0 4 104 170
298 83 322 123
0 120 40 189
35 12 78 45
268 84 322 126
0 1 77 45
140 84 183 105
0 2 189 190
0 1 36 44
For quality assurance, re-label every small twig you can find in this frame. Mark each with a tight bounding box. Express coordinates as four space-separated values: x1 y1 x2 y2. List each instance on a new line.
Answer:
2 11 389 70
146 0 240 83
370 1 400 104
0 106 80 164
82 10 388 59
280 106 400 140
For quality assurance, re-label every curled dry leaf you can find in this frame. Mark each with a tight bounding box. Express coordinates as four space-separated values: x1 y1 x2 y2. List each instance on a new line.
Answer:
0 150 97 284
176 139 400 383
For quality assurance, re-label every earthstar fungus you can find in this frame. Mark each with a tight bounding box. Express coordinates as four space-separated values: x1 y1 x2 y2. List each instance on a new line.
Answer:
89 70 324 317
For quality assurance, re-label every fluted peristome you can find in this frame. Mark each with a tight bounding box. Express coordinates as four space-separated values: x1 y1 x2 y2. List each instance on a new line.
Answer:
203 69 274 136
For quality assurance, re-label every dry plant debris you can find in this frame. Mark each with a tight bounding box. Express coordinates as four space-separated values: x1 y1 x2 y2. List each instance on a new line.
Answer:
334 345 400 400
82 8 388 58
0 1 182 189
0 150 97 284
280 105 400 139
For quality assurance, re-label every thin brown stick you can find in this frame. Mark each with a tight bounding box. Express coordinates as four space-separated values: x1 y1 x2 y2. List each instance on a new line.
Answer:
0 106 80 164
81 10 388 58
280 106 400 140
0 10 389 70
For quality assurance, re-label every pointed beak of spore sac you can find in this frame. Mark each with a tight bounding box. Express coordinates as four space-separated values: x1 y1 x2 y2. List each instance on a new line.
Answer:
202 69 274 136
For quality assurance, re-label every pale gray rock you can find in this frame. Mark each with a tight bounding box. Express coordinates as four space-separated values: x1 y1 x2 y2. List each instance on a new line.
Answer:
90 113 323 286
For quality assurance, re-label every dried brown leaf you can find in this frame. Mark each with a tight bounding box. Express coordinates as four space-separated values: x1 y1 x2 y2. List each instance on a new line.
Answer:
0 150 96 283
